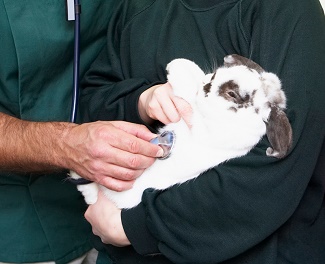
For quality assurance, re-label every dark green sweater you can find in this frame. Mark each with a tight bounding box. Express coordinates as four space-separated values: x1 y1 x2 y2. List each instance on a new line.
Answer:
80 0 325 263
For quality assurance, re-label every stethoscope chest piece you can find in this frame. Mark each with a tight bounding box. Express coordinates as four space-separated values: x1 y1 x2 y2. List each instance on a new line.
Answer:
150 131 176 159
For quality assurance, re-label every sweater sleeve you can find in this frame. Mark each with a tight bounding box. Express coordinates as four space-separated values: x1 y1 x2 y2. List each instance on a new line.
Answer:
121 0 325 263
79 1 162 125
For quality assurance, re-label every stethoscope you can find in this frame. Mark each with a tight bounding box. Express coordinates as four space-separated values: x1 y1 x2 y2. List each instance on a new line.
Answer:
66 0 81 123
66 1 174 186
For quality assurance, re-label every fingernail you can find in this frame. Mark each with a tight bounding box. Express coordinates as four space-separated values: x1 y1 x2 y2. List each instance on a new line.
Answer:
156 148 164 157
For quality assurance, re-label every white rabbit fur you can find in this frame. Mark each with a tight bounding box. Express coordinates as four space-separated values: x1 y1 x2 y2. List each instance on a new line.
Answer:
70 54 292 208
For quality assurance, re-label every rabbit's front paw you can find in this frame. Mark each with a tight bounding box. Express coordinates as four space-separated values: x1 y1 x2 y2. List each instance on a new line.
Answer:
167 59 205 103
77 182 99 205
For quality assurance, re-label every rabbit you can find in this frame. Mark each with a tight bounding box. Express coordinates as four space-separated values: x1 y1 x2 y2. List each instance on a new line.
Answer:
70 54 293 208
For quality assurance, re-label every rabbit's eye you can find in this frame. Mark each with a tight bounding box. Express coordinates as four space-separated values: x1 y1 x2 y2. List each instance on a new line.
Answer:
219 80 241 103
227 91 241 101
226 90 250 105
228 91 237 99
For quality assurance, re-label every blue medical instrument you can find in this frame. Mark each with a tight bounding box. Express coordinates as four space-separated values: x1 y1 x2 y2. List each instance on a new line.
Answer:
150 131 176 159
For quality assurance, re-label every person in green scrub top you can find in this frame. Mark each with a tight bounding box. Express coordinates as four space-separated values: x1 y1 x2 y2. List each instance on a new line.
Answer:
81 0 325 263
0 1 164 263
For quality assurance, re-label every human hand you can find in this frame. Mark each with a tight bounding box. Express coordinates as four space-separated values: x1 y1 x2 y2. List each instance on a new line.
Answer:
138 82 193 127
84 191 130 247
59 121 164 191
172 95 193 128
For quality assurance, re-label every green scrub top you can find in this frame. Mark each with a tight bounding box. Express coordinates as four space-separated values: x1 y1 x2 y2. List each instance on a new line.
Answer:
0 0 117 263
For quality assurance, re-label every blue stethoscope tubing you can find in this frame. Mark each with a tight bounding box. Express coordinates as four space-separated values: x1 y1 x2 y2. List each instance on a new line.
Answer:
70 0 81 123
67 0 94 184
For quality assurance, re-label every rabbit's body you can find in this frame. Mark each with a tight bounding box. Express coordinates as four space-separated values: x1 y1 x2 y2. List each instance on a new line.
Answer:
71 55 292 208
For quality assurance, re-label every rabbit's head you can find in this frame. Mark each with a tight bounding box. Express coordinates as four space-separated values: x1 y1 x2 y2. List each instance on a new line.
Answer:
199 54 292 158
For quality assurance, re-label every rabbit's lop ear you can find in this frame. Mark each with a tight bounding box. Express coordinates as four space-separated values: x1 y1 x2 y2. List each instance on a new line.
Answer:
265 106 292 158
224 54 264 73
262 72 293 159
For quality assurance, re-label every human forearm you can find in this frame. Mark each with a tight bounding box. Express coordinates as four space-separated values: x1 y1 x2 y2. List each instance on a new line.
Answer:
0 112 75 172
0 113 163 191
